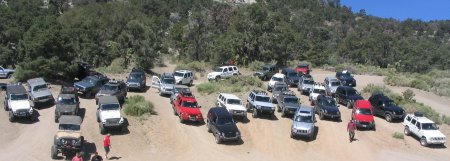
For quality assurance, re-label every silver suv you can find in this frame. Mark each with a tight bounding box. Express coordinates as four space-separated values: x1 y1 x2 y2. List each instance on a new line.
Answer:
290 106 315 140
151 73 176 96
324 77 341 97
246 90 275 118
297 78 314 95
27 77 54 106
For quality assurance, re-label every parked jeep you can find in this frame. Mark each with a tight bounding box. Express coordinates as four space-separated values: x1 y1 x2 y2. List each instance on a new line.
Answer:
55 91 80 123
174 70 194 86
369 93 405 122
267 73 286 92
151 73 175 96
207 107 241 144
308 83 326 106
246 90 275 118
126 68 146 92
324 77 341 97
74 75 109 98
352 100 376 130
51 115 83 159
335 86 363 109
277 91 301 117
170 85 191 105
336 70 356 87
207 66 240 81
271 82 289 103
403 112 446 147
290 106 315 140
294 63 310 74
282 68 301 87
27 77 54 106
297 78 314 95
314 95 341 121
96 96 126 134
254 64 277 81
173 93 203 123
216 93 247 120
3 84 34 122
0 66 14 79
95 79 127 104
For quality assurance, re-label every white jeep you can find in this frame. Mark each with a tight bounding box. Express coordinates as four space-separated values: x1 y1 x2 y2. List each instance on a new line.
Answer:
3 84 33 122
403 112 446 147
216 93 247 120
308 83 326 106
267 73 286 92
174 70 194 86
207 66 239 81
96 96 126 134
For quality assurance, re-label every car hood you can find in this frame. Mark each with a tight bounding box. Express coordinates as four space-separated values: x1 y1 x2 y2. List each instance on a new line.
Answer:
322 106 340 113
254 101 273 108
354 114 374 122
216 124 239 133
302 84 313 88
10 100 31 110
56 131 81 139
100 110 121 120
3 68 14 72
340 77 355 82
284 103 301 109
287 76 300 81
348 95 363 101
292 121 314 130
174 76 183 81
33 90 52 98
226 104 246 111
310 93 320 99
422 130 446 138
180 107 202 115
208 72 221 76
161 83 174 89
56 104 77 112
127 79 141 83
75 81 93 88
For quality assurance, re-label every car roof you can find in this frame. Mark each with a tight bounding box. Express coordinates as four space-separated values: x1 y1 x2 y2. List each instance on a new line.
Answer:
325 76 339 81
59 115 82 125
27 77 46 86
295 106 314 115
283 68 295 72
413 116 435 124
6 84 27 94
58 94 76 99
162 72 174 77
318 95 334 101
98 96 119 104
355 100 372 109
274 82 288 86
180 95 197 102
209 107 232 118
220 93 240 100
273 73 285 78
174 85 189 89
297 63 309 67
175 70 192 73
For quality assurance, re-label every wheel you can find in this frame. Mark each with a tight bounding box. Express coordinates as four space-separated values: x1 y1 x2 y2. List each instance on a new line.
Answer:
404 127 410 136
6 73 11 79
290 133 294 139
172 106 177 115
215 76 220 82
55 116 59 123
420 137 428 147
207 121 212 133
385 114 393 122
246 103 251 112
215 133 222 144
51 145 58 159
347 101 351 109
99 124 106 134
319 112 324 120
4 101 8 111
263 75 267 81
281 111 286 118
86 91 92 98
277 105 281 112
121 125 127 132
252 109 258 118
189 80 193 86
179 115 184 123
8 111 14 122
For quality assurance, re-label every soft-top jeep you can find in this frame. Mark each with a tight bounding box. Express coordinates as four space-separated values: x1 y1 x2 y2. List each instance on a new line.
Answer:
51 115 83 159
96 96 126 134
4 84 34 122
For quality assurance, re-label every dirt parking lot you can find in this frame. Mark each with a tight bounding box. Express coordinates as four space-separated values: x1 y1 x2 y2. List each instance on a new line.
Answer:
0 64 449 161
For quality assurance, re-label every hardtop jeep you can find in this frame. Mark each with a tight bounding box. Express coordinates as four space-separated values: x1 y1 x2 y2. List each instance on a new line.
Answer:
55 91 80 123
207 66 240 81
324 77 341 97
51 115 83 159
335 86 363 109
276 91 301 117
314 95 341 121
309 83 326 106
96 96 126 134
246 90 275 118
74 74 109 98
254 64 277 81
216 93 247 120
126 68 146 92
3 84 33 122
95 79 127 104
267 73 286 92
297 77 314 95
27 77 54 106
335 70 356 87
291 106 315 140
403 112 446 147
174 70 194 86
282 68 301 87
271 82 289 103
369 93 405 122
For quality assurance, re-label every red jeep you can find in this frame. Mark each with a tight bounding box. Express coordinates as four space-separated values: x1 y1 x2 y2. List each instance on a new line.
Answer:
352 100 376 130
173 93 203 123
295 63 310 74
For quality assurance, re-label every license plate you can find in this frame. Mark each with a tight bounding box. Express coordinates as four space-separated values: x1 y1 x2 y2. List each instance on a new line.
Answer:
189 117 196 121
362 125 367 127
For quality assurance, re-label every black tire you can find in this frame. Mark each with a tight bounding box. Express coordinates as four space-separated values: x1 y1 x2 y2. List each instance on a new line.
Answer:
51 145 58 159
215 76 220 82
4 101 8 111
189 80 193 86
8 111 14 122
281 111 286 118
6 73 12 79
319 112 324 120
246 103 251 112
173 105 177 115
179 115 184 123
55 116 59 123
277 105 281 112
252 109 258 118
121 125 127 132
404 127 411 136
347 101 352 109
85 91 92 98
207 121 212 133
263 75 267 81
215 133 222 144
385 114 393 122
420 137 428 147
100 124 106 135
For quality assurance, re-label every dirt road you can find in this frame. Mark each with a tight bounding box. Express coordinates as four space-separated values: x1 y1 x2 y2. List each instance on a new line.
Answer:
0 67 448 161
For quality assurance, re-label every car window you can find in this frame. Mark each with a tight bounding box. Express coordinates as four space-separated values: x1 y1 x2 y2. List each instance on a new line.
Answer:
272 77 284 82
322 99 336 106
182 101 199 108
283 97 298 103
101 84 118 91
274 86 288 91
331 81 341 86
405 116 411 122
59 124 80 131
263 67 269 71
174 72 184 77
422 123 438 130
217 117 234 125
11 94 28 100
303 80 314 84
416 122 421 129
411 119 417 125
100 103 120 110
33 84 48 91
58 97 77 105
294 115 313 123
224 68 228 72
227 99 241 105
233 67 237 71
255 96 270 102
163 78 175 84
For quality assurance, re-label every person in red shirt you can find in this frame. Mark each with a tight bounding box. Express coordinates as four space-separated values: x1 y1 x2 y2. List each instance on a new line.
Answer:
347 120 357 143
72 152 83 161
103 134 111 159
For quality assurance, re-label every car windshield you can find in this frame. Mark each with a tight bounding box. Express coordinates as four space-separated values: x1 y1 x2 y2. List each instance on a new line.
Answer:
274 86 288 92
217 117 234 125
32 84 48 91
272 77 283 82
288 72 298 77
129 73 143 81
255 96 270 102
294 115 313 123
174 72 184 77
421 123 438 130
322 99 336 106
313 89 326 94
284 97 298 103
330 81 341 86
340 74 352 79
101 103 120 110
384 100 397 106
58 97 76 105
262 67 269 71
101 84 118 91
182 101 198 108
59 124 80 131
163 78 175 84
303 80 314 84
215 68 223 72
356 108 372 115
174 87 190 94
11 94 28 100
227 99 241 105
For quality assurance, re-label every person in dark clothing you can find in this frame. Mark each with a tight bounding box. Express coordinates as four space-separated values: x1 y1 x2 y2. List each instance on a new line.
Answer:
91 152 103 161
347 119 357 143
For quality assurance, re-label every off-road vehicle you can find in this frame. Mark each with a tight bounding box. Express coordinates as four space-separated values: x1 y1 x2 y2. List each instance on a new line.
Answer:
207 66 239 81
4 84 33 122
95 79 127 104
96 96 126 134
297 77 314 95
174 70 194 86
282 68 300 87
254 64 277 81
126 68 146 92
295 63 310 74
324 77 341 97
0 66 14 79
267 73 286 92
173 93 203 123
291 106 315 140
74 75 109 98
207 107 241 144
216 93 247 120
403 112 446 147
308 83 326 106
335 86 363 109
51 115 83 159
314 95 341 121
277 91 301 117
352 100 376 130
336 70 356 87
271 82 289 103
246 90 274 118
369 93 405 122
55 89 80 123
170 85 191 105
151 73 175 96
27 77 54 106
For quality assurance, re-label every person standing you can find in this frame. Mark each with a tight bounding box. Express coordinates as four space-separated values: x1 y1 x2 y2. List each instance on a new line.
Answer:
91 152 103 161
347 119 357 143
103 133 111 159
72 152 83 161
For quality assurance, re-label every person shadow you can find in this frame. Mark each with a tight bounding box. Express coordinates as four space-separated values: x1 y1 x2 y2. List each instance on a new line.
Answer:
108 156 122 160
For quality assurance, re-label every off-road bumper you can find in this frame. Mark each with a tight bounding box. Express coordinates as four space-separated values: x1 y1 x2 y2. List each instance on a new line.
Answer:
355 121 375 129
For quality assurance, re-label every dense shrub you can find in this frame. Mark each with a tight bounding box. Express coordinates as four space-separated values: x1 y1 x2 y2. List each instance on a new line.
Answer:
14 56 78 82
197 76 264 94
248 61 264 71
174 61 208 73
123 95 155 116
392 132 404 139
96 58 127 74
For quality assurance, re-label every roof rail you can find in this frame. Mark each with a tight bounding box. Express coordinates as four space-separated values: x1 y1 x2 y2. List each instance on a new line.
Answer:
282 91 296 96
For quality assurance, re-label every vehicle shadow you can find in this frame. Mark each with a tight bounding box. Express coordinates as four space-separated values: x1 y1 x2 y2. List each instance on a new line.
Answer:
183 120 206 127
14 110 40 124
221 138 245 146
34 101 54 110
256 114 279 121
78 108 86 121
82 141 97 160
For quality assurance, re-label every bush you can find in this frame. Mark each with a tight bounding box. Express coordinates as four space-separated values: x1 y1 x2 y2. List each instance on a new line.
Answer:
197 82 220 94
402 89 415 102
96 58 126 74
174 61 208 73
197 76 264 94
392 132 404 139
14 56 78 82
248 60 264 71
123 95 155 116
442 115 450 125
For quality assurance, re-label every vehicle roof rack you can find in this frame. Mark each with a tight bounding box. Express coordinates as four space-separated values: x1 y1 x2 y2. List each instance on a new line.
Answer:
253 90 268 96
414 112 424 117
282 91 296 96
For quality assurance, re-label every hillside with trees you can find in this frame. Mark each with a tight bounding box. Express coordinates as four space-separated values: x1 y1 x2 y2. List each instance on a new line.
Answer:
1 0 449 81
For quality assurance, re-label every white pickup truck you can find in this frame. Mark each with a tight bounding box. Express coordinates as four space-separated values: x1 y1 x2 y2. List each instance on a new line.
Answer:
403 112 446 147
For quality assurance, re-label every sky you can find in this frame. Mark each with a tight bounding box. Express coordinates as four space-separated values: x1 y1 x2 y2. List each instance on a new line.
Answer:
341 0 450 21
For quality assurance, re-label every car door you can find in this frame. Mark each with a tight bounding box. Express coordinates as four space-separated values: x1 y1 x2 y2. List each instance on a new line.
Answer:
0 67 5 77
228 67 234 78
151 76 161 89
409 119 419 135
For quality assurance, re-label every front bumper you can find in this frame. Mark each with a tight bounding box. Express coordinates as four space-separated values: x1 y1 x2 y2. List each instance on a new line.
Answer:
230 110 246 117
13 111 33 117
322 112 341 119
219 135 241 142
181 114 204 122
283 108 297 115
160 89 174 95
256 106 275 113
427 139 446 145
391 113 405 119
127 83 144 90
291 129 313 138
34 96 54 103
355 121 375 129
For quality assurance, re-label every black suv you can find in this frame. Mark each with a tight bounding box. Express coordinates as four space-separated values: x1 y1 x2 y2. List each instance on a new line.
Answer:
335 86 363 108
74 75 109 98
55 87 80 122
314 95 341 120
126 68 146 92
207 107 241 144
276 91 301 117
335 70 356 87
368 93 405 122
271 82 289 104
95 79 128 104
281 68 301 87
254 64 277 81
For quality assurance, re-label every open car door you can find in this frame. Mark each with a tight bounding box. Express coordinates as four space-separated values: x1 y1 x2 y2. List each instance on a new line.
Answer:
151 76 161 89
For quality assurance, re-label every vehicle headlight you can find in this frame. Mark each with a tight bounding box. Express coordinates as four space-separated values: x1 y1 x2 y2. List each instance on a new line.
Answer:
343 81 346 84
119 117 124 124
393 111 396 115
324 109 328 113
220 132 225 136
236 131 240 137
256 105 261 109
29 108 34 114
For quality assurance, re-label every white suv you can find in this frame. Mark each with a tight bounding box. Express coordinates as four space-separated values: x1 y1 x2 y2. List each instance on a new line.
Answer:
403 112 446 147
207 66 239 81
216 93 247 120
174 70 194 86
309 83 326 106
267 73 286 92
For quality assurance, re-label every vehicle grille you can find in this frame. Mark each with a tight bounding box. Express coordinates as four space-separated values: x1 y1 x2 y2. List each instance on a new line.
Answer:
128 83 139 87
106 118 120 124
224 132 236 137
74 85 83 90
297 129 307 133
262 106 272 110
61 138 77 146
16 109 29 114
359 122 370 125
